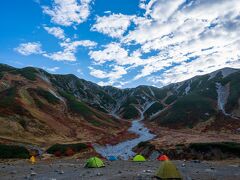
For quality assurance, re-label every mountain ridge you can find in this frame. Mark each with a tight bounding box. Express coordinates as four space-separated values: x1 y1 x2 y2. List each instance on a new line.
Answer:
0 63 240 145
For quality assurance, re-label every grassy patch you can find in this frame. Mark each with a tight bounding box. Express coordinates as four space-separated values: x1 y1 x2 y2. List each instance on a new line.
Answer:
17 67 38 81
18 118 27 129
0 72 3 79
35 88 60 104
87 119 102 126
98 90 116 105
0 145 30 159
0 87 30 116
0 64 16 72
59 91 93 117
121 96 139 109
160 94 215 126
144 102 164 117
122 105 139 119
165 95 177 104
221 72 240 112
0 87 16 108
189 142 240 156
152 88 168 100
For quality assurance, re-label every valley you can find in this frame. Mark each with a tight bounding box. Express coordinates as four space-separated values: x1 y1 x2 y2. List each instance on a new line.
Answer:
0 64 240 160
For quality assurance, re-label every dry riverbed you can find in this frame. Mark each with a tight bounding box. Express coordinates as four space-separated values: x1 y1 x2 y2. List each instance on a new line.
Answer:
0 159 239 180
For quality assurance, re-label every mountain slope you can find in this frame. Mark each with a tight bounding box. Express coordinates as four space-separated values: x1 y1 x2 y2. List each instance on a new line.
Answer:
0 64 240 146
150 68 240 131
0 64 129 145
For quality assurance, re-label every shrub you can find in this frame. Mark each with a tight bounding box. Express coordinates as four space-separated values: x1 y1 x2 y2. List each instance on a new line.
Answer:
35 88 60 104
46 143 88 156
0 145 30 159
165 95 177 105
0 87 16 108
58 91 92 116
18 119 27 129
189 142 240 156
0 87 28 116
221 72 240 112
65 148 75 156
18 67 38 81
144 102 164 117
54 151 62 157
122 105 139 119
160 93 215 126
120 96 138 109
152 88 168 100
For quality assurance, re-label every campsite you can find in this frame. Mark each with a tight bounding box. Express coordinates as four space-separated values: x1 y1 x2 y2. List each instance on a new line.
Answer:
1 158 240 180
1 0 240 179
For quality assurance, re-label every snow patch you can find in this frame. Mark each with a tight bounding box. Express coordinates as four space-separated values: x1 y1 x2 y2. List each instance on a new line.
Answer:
135 106 144 121
143 101 155 113
148 87 155 97
185 82 191 95
38 73 50 83
149 109 164 119
216 83 229 115
48 89 65 102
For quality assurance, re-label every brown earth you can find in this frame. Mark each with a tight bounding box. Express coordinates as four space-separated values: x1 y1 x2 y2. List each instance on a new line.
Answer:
146 122 240 149
0 72 131 147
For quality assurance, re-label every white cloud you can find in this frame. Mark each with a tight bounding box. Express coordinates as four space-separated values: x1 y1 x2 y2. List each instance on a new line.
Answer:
15 42 43 56
22 0 240 87
89 42 144 66
43 66 60 72
44 26 65 39
118 0 240 86
44 40 97 61
144 0 185 21
179 0 240 21
89 65 128 87
43 51 76 62
89 43 128 64
89 65 127 80
16 40 97 62
42 0 93 26
91 14 135 38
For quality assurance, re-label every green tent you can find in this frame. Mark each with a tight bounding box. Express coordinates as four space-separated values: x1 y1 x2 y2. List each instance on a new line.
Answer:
85 157 105 168
133 154 146 162
155 160 182 179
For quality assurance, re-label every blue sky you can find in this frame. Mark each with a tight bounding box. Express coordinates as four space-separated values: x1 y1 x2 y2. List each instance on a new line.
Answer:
0 0 240 88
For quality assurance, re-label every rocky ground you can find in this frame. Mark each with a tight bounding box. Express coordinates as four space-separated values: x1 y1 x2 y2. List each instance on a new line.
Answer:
0 159 239 180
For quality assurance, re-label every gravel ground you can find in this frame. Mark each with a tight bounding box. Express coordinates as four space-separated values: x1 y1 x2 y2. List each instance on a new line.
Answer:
0 159 239 180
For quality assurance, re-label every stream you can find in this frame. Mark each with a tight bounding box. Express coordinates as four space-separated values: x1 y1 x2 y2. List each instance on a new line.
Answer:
93 116 156 160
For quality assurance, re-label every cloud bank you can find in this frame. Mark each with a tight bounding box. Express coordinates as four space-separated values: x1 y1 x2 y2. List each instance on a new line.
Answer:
15 0 240 87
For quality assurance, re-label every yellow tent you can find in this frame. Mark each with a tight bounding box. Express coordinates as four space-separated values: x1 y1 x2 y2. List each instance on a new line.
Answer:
29 156 36 164
155 160 182 179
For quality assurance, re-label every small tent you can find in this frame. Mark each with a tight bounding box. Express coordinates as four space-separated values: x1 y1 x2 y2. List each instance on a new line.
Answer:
155 160 182 179
85 157 105 168
157 154 169 161
108 156 117 161
29 156 36 164
133 154 146 162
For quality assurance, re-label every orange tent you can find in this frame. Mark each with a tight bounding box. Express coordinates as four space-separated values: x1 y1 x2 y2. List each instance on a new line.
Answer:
157 154 169 161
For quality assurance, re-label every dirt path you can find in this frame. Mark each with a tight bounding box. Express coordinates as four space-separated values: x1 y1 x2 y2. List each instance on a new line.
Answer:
0 159 239 180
